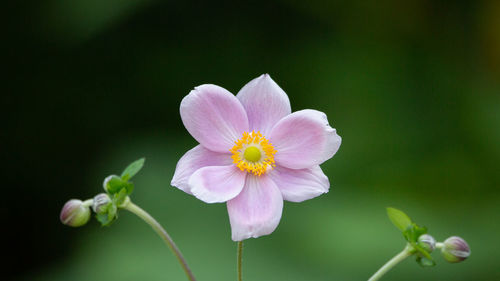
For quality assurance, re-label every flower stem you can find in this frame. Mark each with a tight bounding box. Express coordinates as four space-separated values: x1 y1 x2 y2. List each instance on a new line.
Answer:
82 199 94 207
123 201 196 281
368 245 413 281
237 241 243 281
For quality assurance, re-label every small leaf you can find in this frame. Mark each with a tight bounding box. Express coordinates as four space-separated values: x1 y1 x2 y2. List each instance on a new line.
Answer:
105 176 128 194
95 202 117 226
107 204 117 221
113 188 129 206
414 244 433 260
124 182 134 195
416 256 436 267
387 207 413 232
96 213 109 225
403 223 428 243
403 228 412 242
121 158 145 180
413 225 428 240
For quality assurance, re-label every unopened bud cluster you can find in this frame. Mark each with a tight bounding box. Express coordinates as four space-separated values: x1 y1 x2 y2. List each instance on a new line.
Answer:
60 178 115 228
60 192 116 227
60 172 135 227
60 158 143 228
416 234 470 264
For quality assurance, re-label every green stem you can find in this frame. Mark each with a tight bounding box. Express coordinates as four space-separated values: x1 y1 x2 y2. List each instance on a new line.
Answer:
124 201 196 281
237 241 243 281
368 245 413 281
82 199 94 207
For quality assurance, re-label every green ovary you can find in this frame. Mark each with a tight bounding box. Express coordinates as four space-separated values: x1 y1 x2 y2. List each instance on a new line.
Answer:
243 146 261 162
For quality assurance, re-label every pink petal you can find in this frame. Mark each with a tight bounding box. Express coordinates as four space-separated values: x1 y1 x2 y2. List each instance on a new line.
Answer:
270 165 330 202
171 145 233 194
270 109 341 169
189 165 246 203
236 74 291 136
180 84 249 153
227 175 283 241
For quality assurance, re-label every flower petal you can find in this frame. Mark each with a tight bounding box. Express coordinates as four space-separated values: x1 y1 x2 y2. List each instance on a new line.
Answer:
270 165 330 202
180 84 249 153
227 175 283 241
236 74 291 136
189 165 246 203
171 145 233 194
270 109 341 169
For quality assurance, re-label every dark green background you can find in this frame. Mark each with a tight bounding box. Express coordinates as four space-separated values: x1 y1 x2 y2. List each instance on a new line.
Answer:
5 0 499 280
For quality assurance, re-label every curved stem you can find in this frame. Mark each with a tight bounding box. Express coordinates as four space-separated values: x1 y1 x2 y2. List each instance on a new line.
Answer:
82 199 94 207
368 245 413 281
124 201 196 281
237 241 243 281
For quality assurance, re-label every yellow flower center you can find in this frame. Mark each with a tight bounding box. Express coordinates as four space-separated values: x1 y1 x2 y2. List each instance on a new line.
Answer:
243 146 261 162
230 131 277 176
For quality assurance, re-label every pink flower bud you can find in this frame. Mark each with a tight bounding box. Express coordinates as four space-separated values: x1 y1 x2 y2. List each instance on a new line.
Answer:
60 199 91 227
418 234 436 253
92 193 111 214
441 236 470 263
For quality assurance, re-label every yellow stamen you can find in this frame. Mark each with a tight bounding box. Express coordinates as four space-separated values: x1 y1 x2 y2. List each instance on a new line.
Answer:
230 131 277 176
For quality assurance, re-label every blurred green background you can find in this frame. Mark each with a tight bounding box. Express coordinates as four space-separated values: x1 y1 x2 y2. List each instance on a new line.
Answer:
5 0 500 280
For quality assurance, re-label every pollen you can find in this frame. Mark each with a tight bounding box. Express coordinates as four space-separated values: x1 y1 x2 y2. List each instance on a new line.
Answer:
230 131 277 176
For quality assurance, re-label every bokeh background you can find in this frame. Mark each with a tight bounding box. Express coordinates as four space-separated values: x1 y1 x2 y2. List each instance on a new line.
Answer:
4 0 500 280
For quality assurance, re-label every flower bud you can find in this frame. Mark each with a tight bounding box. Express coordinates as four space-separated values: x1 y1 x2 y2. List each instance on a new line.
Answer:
441 236 470 263
92 193 111 214
418 234 436 253
103 175 119 191
60 199 91 227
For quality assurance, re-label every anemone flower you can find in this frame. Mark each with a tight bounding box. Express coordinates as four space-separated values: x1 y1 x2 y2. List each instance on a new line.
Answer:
171 74 341 241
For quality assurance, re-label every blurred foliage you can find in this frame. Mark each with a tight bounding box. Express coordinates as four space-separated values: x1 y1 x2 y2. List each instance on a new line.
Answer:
4 0 499 280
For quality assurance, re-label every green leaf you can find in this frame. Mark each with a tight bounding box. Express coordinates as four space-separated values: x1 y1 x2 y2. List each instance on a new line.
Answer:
403 228 412 242
105 176 127 194
386 207 413 232
105 175 134 195
125 182 134 194
107 204 117 221
416 256 436 267
113 188 129 206
95 201 117 226
403 223 428 243
96 213 109 225
414 244 433 260
413 225 428 240
121 158 145 181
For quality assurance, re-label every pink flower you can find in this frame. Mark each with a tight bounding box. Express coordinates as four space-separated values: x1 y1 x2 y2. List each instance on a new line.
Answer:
171 74 341 241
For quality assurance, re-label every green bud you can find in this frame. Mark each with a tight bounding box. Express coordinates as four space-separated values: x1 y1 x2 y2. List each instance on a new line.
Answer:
103 174 133 195
103 175 119 191
441 236 470 263
60 199 91 227
92 193 111 214
418 234 436 253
